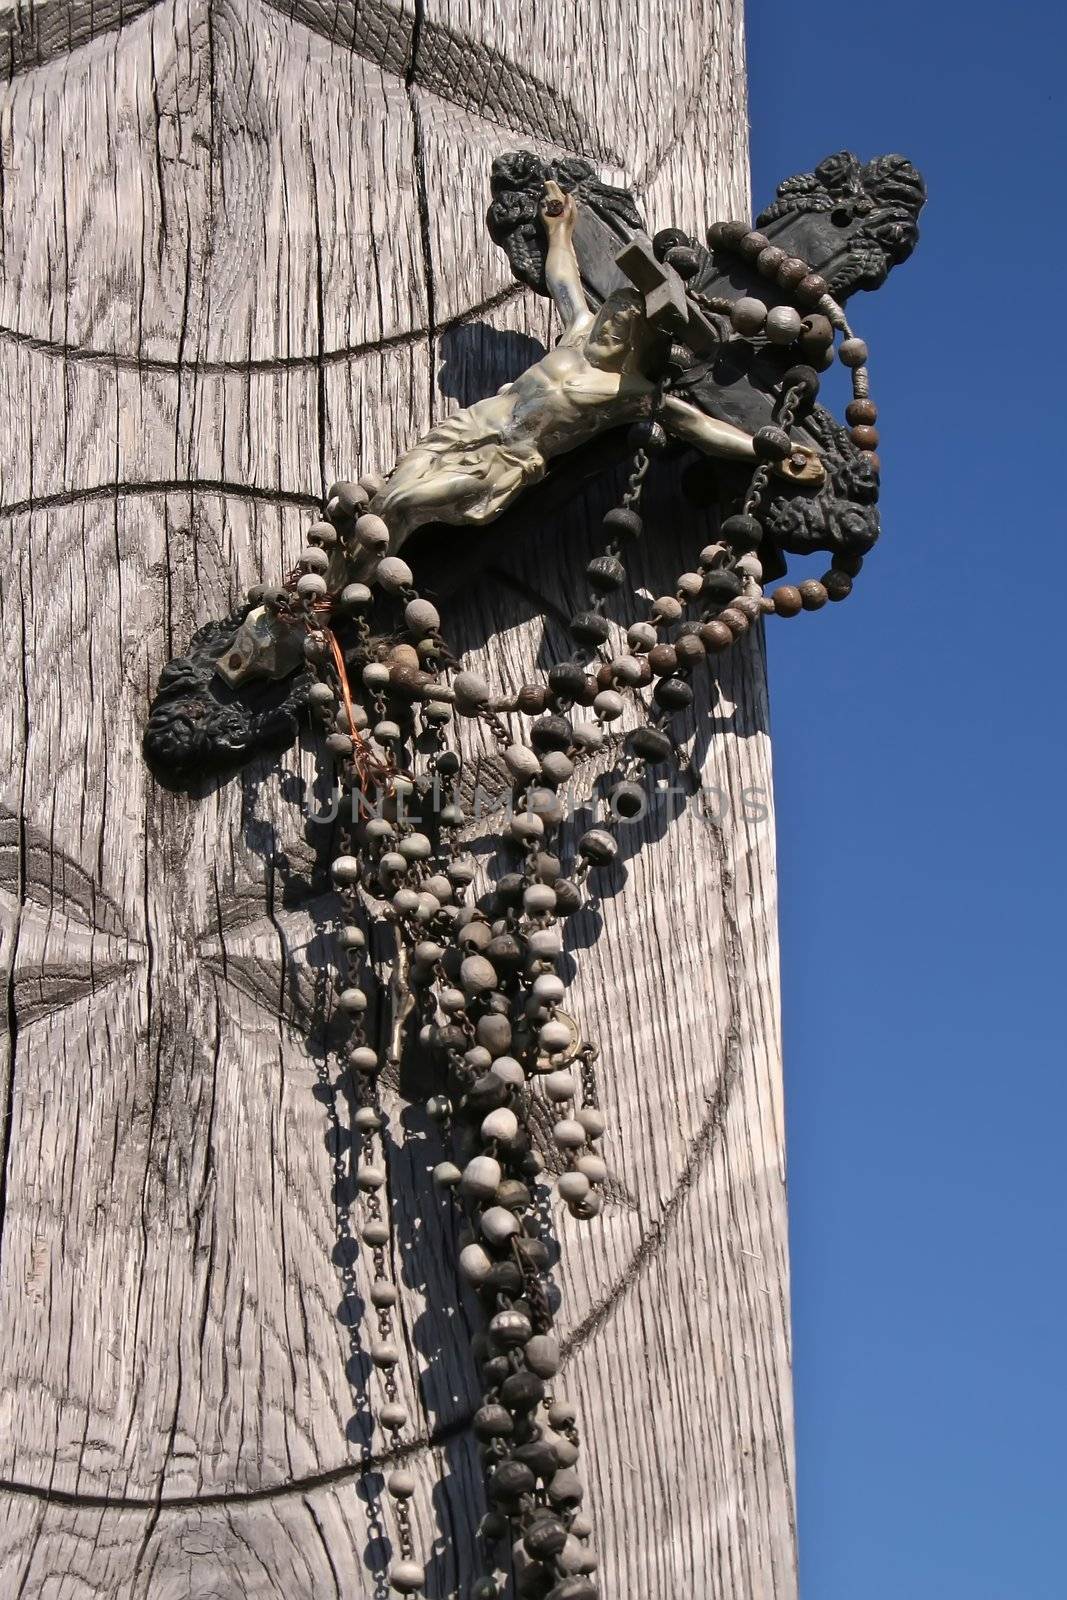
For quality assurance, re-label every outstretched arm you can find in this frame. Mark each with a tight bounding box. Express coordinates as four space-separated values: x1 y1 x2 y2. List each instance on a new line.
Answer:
540 181 594 340
661 394 825 483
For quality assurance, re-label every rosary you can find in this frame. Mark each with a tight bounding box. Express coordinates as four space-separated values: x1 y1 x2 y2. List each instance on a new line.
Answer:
146 149 924 1599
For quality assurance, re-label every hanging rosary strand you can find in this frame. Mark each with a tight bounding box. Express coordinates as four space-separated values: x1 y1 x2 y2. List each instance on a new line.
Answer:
145 148 926 1599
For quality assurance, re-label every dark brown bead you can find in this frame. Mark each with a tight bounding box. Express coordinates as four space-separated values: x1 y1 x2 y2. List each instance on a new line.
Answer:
473 1404 514 1440
602 506 643 541
754 425 791 462
846 398 878 426
832 551 865 576
486 934 523 970
799 313 834 354
737 229 770 260
514 1440 563 1481
530 715 573 752
717 606 750 636
653 676 694 711
698 620 734 652
707 219 751 249
500 1371 545 1411
850 425 880 451
822 570 853 602
586 553 626 592
515 683 548 715
777 255 809 290
798 579 829 611
570 610 611 646
648 643 678 677
720 512 763 552
861 450 882 475
755 244 786 277
524 1517 569 1561
703 569 744 606
548 663 590 701
388 665 433 700
627 726 673 764
795 272 829 306
674 633 707 669
664 243 701 279
772 585 803 617
782 363 821 402
596 662 615 690
491 1460 537 1500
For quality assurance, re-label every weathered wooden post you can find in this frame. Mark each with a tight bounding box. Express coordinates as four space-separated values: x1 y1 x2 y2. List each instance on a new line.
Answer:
0 3 810 1592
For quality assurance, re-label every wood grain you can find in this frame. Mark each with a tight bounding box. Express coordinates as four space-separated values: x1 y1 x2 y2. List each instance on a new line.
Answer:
0 1 797 1594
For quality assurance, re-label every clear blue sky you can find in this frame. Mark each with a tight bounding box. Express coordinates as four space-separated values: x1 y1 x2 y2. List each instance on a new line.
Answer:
747 2 1067 1595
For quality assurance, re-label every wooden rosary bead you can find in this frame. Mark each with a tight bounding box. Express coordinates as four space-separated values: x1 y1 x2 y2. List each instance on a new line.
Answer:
627 726 673 763
628 418 667 453
650 594 684 623
653 676 694 711
777 255 809 290
548 662 591 700
772 585 803 617
664 243 700 279
731 295 768 335
698 619 734 652
720 512 762 552
862 450 882 474
674 632 707 669
752 249 786 288
765 305 803 345
647 643 678 676
796 271 829 306
524 1517 569 1560
823 570 854 601
706 219 750 248
530 715 573 752
491 1460 538 1501
781 363 821 402
754 424 792 461
602 505 643 541
570 611 611 646
736 228 770 260
839 337 869 367
798 579 829 610
703 569 744 606
850 425 880 450
586 553 627 592
499 1371 545 1411
717 606 749 636
846 398 878 426
389 1561 425 1593
515 683 548 715
612 655 651 688
325 480 367 519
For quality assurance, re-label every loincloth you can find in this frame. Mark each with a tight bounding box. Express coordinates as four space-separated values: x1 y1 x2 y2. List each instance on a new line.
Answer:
378 411 547 528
